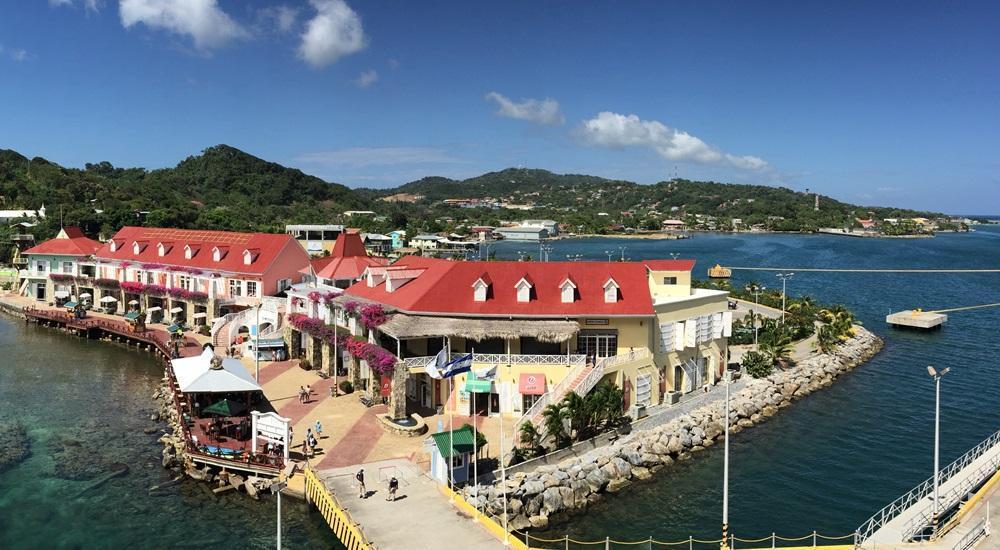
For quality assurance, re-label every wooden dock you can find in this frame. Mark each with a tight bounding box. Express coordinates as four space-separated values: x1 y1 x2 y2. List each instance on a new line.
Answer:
886 309 947 329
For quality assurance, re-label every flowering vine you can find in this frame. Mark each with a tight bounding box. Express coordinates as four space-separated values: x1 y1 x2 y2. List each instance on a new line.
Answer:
94 278 120 290
359 303 388 330
286 312 398 375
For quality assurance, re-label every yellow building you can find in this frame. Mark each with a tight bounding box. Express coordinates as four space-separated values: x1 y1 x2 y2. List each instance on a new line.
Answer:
325 256 730 423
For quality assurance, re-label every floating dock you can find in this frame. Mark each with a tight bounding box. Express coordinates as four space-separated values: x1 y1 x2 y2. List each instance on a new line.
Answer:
886 309 947 329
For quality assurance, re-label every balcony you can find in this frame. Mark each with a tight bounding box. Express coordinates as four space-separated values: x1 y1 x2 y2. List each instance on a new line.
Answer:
19 270 47 279
403 353 587 371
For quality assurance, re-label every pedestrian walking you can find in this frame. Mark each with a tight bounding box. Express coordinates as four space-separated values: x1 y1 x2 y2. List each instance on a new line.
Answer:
305 384 312 402
315 420 323 438
387 477 398 502
298 386 306 404
356 469 366 498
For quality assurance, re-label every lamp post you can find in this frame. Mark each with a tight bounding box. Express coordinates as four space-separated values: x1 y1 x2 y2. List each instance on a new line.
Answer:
745 284 765 345
604 250 613 262
927 365 950 537
271 479 288 550
618 245 626 262
775 273 794 323
721 369 731 549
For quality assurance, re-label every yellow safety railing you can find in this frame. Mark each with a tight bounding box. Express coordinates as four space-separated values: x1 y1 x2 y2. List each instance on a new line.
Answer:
302 466 372 550
438 484 530 550
513 530 856 549
938 468 1000 538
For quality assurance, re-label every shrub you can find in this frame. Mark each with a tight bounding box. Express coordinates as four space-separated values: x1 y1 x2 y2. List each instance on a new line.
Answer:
299 359 312 371
743 351 773 378
338 380 354 394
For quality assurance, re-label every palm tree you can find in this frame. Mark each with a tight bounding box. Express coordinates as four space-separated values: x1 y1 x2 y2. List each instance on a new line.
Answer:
518 422 541 449
816 324 840 353
759 337 793 367
561 392 590 439
541 403 570 448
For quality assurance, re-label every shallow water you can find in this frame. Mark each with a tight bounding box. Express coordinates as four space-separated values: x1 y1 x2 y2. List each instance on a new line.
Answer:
492 227 1000 542
0 317 340 549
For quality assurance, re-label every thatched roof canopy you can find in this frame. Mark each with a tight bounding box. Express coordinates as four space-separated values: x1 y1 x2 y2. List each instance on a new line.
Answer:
379 314 579 343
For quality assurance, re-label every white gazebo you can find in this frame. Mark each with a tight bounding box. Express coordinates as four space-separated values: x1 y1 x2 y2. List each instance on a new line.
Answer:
172 348 263 394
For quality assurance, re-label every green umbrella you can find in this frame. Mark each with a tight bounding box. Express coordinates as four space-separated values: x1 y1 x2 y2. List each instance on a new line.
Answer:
201 398 246 417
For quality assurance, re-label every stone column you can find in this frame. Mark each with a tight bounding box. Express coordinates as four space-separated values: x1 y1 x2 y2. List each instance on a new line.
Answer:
389 362 408 420
348 354 361 388
321 341 333 376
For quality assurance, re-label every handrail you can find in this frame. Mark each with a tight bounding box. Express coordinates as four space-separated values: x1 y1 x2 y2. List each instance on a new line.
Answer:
856 427 1000 544
951 516 989 550
303 466 372 550
514 361 590 437
403 353 588 370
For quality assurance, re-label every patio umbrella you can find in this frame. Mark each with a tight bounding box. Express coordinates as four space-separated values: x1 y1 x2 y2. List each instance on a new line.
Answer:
100 296 118 303
128 299 140 305
79 292 92 298
202 398 246 417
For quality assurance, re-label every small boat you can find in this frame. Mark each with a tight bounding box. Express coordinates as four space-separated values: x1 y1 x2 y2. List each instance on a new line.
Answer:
707 264 732 279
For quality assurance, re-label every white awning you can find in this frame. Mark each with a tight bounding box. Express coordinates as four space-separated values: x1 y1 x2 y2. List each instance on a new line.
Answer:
54 291 70 299
128 299 140 305
192 312 207 319
169 307 183 313
147 306 162 312
79 292 92 298
172 349 262 393
100 296 118 303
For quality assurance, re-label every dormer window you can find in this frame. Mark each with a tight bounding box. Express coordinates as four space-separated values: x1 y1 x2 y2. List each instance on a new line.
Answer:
156 242 172 257
559 277 577 303
109 240 120 252
132 241 147 255
515 276 533 303
243 248 260 266
603 277 620 303
472 275 492 302
212 246 228 262
184 244 200 260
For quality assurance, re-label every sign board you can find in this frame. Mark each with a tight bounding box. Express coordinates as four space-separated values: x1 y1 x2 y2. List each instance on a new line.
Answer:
307 241 323 252
380 376 392 397
584 318 610 326
251 410 292 460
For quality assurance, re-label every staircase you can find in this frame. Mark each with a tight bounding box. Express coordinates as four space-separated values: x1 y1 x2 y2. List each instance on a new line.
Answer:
210 303 283 350
515 361 606 437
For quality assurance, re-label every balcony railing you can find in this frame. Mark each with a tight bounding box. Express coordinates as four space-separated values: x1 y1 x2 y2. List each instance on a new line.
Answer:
403 353 586 370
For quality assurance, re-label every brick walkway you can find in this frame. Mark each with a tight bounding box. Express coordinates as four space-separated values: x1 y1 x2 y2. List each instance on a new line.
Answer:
316 404 388 469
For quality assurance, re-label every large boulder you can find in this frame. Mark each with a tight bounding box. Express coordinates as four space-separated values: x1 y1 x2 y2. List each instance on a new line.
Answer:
541 487 564 514
585 467 610 492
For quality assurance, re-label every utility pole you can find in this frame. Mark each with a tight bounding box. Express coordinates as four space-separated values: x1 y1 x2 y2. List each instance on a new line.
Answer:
721 369 731 549
775 273 794 323
927 365 950 537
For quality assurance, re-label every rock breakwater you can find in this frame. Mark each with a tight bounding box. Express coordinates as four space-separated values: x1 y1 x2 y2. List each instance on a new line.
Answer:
464 326 883 530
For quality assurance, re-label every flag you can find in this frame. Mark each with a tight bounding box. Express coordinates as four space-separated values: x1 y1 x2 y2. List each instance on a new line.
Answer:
441 353 473 378
474 365 497 380
425 348 448 379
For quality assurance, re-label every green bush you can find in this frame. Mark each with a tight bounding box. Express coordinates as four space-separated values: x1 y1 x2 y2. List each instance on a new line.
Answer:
743 351 773 378
338 380 354 394
299 358 312 371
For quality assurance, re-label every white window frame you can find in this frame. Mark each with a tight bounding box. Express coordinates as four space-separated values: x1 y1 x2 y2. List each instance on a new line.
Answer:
246 280 259 297
229 279 243 297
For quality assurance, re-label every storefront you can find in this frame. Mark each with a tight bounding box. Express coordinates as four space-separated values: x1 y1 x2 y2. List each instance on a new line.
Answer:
518 372 546 412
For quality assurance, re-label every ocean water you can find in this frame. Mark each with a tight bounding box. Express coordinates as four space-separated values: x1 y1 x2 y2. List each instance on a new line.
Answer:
0 318 340 549
491 227 1000 542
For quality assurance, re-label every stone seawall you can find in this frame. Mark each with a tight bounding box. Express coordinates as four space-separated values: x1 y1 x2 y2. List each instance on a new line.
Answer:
463 326 884 531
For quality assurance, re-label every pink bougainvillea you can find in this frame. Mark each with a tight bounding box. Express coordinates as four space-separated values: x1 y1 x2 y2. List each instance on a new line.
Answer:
49 274 75 283
94 278 120 290
144 284 168 297
307 290 338 303
167 287 209 303
359 303 388 329
120 281 146 294
286 312 397 374
343 301 359 316
140 263 165 270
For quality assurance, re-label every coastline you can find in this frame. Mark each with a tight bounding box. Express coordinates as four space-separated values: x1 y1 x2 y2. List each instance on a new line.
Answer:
465 326 884 531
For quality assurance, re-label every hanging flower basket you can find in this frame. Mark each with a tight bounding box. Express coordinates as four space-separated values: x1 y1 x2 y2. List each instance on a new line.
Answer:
120 281 146 294
94 278 120 290
144 284 168 297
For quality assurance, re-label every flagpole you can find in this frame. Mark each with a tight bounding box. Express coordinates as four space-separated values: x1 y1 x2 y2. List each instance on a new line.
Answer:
472 347 479 522
500 402 509 546
447 337 454 498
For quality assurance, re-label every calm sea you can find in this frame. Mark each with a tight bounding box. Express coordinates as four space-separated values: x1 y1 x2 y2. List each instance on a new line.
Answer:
491 227 1000 543
0 317 340 549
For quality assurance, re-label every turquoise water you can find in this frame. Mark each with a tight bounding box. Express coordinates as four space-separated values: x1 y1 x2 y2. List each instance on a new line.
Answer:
492 227 1000 542
0 318 340 549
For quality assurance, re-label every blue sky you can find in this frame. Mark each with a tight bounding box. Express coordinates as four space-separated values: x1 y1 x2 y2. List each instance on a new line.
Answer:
2 1 999 213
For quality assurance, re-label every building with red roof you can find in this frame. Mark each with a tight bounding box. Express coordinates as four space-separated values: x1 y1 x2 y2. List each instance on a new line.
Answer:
287 255 731 426
20 227 103 303
306 231 389 288
83 226 310 327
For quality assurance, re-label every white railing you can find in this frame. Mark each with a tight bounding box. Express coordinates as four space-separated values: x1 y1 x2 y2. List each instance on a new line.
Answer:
856 428 1000 545
514 362 590 436
402 353 586 370
596 347 652 371
952 515 989 550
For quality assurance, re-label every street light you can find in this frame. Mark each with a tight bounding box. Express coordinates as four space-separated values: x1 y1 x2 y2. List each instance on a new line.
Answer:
618 245 627 262
271 479 289 549
927 365 950 537
721 369 732 549
604 250 614 262
775 273 794 323
745 284 765 345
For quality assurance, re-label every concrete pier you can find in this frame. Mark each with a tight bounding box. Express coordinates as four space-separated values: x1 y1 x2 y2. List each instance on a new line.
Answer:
886 309 947 329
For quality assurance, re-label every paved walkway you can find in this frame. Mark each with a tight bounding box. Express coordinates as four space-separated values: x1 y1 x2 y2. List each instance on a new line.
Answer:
318 458 501 549
637 377 749 430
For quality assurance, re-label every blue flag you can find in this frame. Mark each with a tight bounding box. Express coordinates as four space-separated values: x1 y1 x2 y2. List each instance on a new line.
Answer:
441 353 473 378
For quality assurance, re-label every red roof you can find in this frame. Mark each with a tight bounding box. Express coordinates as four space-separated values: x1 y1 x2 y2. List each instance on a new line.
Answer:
23 227 102 256
345 256 696 317
308 232 388 281
94 226 298 275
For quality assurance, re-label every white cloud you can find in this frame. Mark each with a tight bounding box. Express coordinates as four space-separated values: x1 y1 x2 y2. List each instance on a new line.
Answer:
298 0 366 68
48 0 104 13
295 147 464 168
119 0 249 50
49 0 74 6
578 111 769 171
0 44 30 62
258 5 298 33
353 69 378 88
485 91 564 125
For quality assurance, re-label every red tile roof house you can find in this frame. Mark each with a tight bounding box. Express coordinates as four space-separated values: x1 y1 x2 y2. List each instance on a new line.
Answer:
296 255 731 428
19 227 103 303
92 227 311 342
